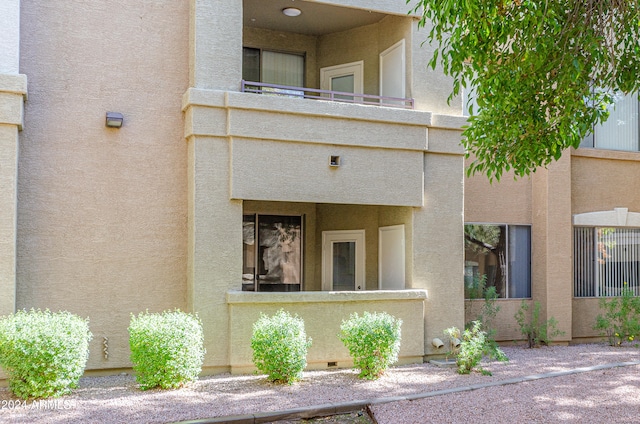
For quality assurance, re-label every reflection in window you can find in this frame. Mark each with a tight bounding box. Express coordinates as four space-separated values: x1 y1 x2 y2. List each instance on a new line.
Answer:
243 215 302 292
464 224 531 299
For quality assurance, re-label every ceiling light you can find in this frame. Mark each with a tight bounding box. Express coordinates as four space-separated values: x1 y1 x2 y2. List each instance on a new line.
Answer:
282 7 301 17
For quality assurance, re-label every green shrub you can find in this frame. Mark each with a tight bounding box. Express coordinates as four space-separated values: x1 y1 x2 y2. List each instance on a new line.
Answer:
0 309 92 399
444 321 508 376
465 274 500 347
594 283 640 346
339 311 402 380
514 301 564 348
128 310 205 390
251 310 311 384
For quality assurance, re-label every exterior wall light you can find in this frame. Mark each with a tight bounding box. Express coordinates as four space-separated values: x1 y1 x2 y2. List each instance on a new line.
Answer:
282 7 301 17
105 112 124 128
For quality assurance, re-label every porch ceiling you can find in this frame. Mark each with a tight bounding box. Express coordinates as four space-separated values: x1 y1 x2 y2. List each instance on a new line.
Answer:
243 0 386 36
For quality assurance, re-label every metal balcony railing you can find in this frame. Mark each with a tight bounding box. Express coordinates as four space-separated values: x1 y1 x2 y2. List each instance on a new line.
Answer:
241 80 414 109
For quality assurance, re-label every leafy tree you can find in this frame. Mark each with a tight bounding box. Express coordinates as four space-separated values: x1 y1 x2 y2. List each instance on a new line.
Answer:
411 0 640 181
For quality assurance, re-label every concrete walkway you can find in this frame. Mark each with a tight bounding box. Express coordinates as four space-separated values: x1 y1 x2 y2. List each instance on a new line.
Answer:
174 360 640 424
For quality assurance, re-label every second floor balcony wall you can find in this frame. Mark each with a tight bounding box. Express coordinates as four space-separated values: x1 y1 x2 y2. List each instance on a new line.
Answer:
181 87 464 207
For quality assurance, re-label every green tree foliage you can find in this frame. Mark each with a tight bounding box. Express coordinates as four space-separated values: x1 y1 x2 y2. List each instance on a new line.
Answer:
411 0 640 180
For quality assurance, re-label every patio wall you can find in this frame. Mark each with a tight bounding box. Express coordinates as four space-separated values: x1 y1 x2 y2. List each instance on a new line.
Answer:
227 289 427 374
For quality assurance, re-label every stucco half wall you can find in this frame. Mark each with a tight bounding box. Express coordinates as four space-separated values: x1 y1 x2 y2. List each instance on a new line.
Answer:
226 289 427 374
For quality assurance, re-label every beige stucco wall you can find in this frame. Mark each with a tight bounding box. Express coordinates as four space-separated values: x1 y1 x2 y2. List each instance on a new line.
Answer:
231 137 424 206
464 160 532 224
0 124 19 318
409 19 461 115
530 155 573 340
572 298 604 339
572 150 640 214
190 0 242 90
227 290 427 373
412 149 465 355
18 1 189 370
465 299 531 341
0 74 26 319
187 136 243 370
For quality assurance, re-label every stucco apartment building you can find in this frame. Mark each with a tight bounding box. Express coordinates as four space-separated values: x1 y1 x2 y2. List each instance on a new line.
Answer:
0 0 638 377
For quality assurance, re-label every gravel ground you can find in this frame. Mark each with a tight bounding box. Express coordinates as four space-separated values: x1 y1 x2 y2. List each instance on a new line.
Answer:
1 344 639 424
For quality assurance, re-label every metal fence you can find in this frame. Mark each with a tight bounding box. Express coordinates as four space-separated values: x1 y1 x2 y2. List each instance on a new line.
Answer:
241 80 415 109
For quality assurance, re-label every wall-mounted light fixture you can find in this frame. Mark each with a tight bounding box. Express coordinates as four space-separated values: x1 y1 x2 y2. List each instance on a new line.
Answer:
282 7 301 17
105 112 124 128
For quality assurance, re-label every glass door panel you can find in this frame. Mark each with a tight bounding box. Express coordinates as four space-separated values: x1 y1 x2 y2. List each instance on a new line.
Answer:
331 75 355 101
332 241 356 291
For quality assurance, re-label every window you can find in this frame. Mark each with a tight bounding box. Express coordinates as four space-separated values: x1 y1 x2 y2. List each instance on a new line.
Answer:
242 215 302 292
464 224 531 299
574 227 640 297
580 92 639 152
242 47 305 96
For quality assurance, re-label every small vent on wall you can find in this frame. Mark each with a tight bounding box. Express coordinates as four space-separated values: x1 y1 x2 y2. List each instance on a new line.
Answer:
328 361 337 367
329 156 341 167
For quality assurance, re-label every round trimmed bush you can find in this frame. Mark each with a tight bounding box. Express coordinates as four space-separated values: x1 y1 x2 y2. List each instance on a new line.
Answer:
128 310 205 390
340 311 402 379
0 309 92 399
251 310 312 384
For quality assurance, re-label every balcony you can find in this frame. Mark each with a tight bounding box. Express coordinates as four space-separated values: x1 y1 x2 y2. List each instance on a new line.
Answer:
241 80 414 109
242 0 414 112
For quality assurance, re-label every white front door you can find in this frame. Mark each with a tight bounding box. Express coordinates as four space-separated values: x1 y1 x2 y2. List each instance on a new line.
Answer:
322 230 365 291
320 61 364 102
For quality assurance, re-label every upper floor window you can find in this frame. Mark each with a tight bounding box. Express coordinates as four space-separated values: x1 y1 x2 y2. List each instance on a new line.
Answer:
464 224 531 299
580 92 639 152
243 47 304 96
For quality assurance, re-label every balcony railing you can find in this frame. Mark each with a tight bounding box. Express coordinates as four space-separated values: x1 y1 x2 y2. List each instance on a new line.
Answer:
241 80 414 109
